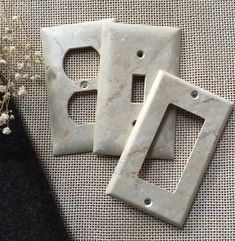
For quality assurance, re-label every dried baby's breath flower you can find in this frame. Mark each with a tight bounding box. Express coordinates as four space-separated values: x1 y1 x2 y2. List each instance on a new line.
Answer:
17 62 24 70
12 15 19 21
34 59 42 64
34 51 41 57
2 126 11 135
17 85 27 96
1 112 9 121
0 59 7 65
10 114 14 120
30 74 40 81
5 27 11 34
2 35 12 42
9 46 16 54
15 72 22 80
22 73 29 79
0 85 7 93
25 62 31 68
0 112 9 126
24 55 30 61
2 36 8 41
0 116 6 126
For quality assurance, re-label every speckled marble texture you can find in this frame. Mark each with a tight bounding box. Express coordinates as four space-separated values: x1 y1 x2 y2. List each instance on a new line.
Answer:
41 19 114 155
106 70 233 227
94 23 181 159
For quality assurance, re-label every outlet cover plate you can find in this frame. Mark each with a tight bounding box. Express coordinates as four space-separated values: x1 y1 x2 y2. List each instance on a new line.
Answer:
41 19 114 155
106 70 233 227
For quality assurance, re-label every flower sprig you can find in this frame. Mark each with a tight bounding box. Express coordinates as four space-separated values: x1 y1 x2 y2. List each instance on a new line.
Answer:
0 0 43 134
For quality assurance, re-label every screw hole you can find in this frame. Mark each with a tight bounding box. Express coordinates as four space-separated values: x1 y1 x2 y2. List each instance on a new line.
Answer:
136 50 144 58
132 120 137 126
191 90 198 98
144 198 152 206
80 81 89 89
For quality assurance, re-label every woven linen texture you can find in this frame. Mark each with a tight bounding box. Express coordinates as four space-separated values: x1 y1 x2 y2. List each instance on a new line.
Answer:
2 1 234 240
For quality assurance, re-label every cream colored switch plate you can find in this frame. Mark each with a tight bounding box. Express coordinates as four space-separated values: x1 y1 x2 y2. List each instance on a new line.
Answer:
94 23 181 159
106 70 233 227
41 19 114 155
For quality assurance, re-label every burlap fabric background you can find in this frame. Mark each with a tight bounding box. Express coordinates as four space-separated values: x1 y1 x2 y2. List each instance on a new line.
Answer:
2 1 234 240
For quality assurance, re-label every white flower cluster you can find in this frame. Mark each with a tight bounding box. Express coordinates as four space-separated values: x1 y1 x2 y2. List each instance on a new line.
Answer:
17 86 27 96
0 112 14 135
0 10 44 135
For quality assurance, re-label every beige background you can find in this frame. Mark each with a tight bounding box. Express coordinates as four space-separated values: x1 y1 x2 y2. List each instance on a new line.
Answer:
3 1 234 240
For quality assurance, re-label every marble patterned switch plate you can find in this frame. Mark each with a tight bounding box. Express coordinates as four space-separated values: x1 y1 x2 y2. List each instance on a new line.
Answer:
106 70 233 227
41 19 115 155
94 23 181 159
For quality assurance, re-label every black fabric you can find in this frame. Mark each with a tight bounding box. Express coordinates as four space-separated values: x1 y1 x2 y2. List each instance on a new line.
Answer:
0 100 71 241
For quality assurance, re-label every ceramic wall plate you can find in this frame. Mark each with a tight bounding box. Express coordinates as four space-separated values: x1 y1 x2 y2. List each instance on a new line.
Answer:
94 23 181 159
41 19 114 155
106 70 233 227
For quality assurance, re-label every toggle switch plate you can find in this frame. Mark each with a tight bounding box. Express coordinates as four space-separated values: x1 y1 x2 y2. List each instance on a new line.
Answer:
106 70 233 227
94 23 181 159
